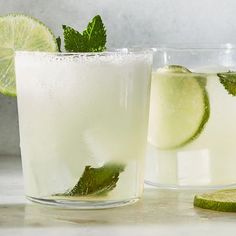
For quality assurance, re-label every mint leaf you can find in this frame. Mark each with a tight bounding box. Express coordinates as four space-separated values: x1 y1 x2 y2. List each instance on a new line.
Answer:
56 36 61 52
63 15 106 52
217 71 236 96
57 163 124 196
82 15 106 52
62 25 86 52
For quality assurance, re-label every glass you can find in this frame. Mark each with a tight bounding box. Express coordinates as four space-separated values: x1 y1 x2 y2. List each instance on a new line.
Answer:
145 44 236 189
15 49 152 209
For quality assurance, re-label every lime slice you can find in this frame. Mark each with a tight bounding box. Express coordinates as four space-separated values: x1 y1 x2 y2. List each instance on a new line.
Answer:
194 189 236 212
148 65 209 149
0 14 58 96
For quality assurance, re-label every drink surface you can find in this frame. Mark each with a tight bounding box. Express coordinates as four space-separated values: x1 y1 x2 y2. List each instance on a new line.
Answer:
15 52 152 201
146 66 236 187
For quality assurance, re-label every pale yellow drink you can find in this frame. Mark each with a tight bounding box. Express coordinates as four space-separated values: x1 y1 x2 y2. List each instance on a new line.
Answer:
15 51 152 208
146 66 236 188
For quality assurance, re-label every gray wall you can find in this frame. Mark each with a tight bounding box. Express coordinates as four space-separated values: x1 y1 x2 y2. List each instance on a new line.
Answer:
1 0 236 156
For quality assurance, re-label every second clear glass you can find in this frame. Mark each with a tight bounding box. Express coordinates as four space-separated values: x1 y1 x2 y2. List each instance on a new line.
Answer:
146 44 236 189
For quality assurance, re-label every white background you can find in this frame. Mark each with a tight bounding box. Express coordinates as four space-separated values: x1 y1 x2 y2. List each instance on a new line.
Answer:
0 0 236 156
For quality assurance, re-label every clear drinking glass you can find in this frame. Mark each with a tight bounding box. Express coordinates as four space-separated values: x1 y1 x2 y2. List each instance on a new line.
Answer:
15 49 152 208
145 44 236 189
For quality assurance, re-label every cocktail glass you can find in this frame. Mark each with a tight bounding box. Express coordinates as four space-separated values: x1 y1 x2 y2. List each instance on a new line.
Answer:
146 44 236 188
15 49 152 208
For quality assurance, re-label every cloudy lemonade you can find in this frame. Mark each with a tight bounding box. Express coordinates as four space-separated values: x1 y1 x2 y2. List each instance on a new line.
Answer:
15 51 152 207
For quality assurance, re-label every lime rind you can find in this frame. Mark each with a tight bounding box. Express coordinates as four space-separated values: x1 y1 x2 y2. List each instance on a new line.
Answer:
157 64 191 74
194 189 236 212
0 13 58 96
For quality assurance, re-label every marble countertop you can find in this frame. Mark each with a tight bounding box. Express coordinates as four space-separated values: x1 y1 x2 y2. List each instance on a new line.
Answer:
1 156 236 236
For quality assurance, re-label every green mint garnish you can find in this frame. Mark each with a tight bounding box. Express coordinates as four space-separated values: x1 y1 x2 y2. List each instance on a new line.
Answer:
57 163 125 197
56 36 61 52
217 71 236 96
63 15 106 52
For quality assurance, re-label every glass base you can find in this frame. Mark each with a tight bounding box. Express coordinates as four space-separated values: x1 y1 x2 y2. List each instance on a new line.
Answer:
26 196 139 209
145 180 236 190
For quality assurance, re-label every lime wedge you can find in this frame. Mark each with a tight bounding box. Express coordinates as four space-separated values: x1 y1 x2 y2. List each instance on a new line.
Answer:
0 14 58 96
194 189 236 212
148 65 209 149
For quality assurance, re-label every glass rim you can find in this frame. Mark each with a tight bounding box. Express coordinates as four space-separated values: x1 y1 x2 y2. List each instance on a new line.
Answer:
149 43 236 51
15 48 153 57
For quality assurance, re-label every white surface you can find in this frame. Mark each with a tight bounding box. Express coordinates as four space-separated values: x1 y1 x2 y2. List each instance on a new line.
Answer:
1 156 236 235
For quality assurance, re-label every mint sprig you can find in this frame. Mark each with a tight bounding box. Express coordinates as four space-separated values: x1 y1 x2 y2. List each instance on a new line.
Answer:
63 15 106 52
217 71 236 96
59 163 125 197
